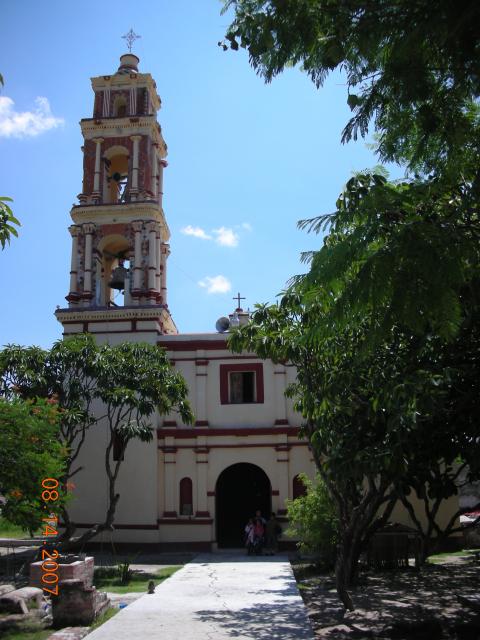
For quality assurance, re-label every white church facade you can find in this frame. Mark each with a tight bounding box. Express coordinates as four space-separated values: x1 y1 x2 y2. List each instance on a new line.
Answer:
55 54 457 550
54 53 316 549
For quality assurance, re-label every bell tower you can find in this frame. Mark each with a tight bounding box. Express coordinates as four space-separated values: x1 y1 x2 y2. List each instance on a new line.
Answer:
55 53 177 339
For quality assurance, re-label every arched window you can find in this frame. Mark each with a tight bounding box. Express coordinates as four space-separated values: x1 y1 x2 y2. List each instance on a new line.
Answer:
97 235 131 307
102 147 130 204
113 95 127 117
179 477 193 516
292 474 307 500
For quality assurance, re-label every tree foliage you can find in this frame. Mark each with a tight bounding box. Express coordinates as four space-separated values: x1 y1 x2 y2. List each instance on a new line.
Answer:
286 473 338 564
0 398 66 534
0 75 20 249
0 335 194 545
295 169 480 345
222 0 480 173
223 0 480 612
0 196 20 250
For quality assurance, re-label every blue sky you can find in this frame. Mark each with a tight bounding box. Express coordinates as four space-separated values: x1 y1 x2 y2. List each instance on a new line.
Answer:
1 0 399 348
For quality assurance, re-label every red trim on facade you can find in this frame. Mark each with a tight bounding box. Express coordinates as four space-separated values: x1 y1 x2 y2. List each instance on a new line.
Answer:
68 522 158 530
196 373 208 377
274 419 289 425
163 420 177 427
160 442 307 451
195 360 209 366
275 445 291 451
207 491 216 497
157 518 213 525
271 490 280 496
169 355 262 363
194 420 209 426
195 511 210 517
158 426 300 438
220 363 264 404
100 223 128 236
163 511 177 517
157 339 228 351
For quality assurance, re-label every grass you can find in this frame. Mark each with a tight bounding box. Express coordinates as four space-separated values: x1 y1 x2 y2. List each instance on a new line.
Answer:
1 607 121 640
427 548 478 564
93 565 181 593
0 517 41 539
89 606 120 630
1 628 51 640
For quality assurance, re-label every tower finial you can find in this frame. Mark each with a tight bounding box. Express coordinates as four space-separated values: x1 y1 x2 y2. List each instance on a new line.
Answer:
122 28 141 53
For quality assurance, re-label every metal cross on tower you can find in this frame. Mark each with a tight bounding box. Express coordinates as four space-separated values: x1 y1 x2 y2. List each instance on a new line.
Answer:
233 292 246 309
122 29 141 53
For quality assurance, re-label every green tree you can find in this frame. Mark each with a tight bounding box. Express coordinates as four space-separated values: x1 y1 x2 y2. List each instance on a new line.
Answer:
222 0 480 173
0 335 194 547
229 293 480 608
222 0 480 610
0 196 20 250
286 473 338 564
229 297 403 609
0 398 67 534
0 75 20 249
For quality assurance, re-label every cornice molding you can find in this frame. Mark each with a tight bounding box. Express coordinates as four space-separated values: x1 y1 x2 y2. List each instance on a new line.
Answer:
55 306 170 323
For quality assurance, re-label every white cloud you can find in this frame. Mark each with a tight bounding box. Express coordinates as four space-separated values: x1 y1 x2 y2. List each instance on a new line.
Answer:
198 275 232 294
0 96 64 138
180 225 212 240
181 224 244 248
213 226 239 247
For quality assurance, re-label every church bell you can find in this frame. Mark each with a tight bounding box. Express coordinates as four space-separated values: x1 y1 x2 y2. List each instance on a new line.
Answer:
108 263 128 291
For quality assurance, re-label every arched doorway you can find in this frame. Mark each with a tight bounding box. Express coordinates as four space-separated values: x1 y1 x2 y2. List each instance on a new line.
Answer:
216 463 271 548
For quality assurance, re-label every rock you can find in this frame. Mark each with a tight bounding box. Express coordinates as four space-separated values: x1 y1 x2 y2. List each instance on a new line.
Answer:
0 594 29 614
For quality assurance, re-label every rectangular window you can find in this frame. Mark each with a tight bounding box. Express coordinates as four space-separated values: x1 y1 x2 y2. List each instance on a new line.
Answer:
229 371 256 403
220 363 264 404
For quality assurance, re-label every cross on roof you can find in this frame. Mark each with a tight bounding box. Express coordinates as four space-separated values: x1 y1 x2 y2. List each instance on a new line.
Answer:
122 29 141 53
233 292 246 310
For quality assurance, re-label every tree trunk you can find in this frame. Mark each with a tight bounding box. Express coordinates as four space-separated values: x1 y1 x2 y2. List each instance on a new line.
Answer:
335 536 355 611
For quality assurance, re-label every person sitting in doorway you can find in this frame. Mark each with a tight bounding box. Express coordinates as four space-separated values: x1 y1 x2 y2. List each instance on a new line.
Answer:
244 518 255 555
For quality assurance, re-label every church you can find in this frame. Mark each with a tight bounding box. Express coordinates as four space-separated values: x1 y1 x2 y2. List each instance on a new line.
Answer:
54 52 316 550
54 53 456 550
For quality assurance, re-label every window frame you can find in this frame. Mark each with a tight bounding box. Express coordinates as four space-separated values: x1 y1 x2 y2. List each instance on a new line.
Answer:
219 363 264 405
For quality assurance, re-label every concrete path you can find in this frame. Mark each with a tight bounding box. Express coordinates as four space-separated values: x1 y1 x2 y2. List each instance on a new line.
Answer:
87 553 315 640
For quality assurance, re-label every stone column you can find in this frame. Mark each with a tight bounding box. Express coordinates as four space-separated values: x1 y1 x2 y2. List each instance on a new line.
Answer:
195 439 209 517
102 88 110 117
276 435 290 516
159 160 165 208
163 439 177 516
92 138 104 196
151 146 158 200
68 225 80 298
82 223 95 300
274 365 288 425
130 135 142 197
155 227 162 297
161 243 169 306
131 221 143 300
195 354 209 426
146 222 158 300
